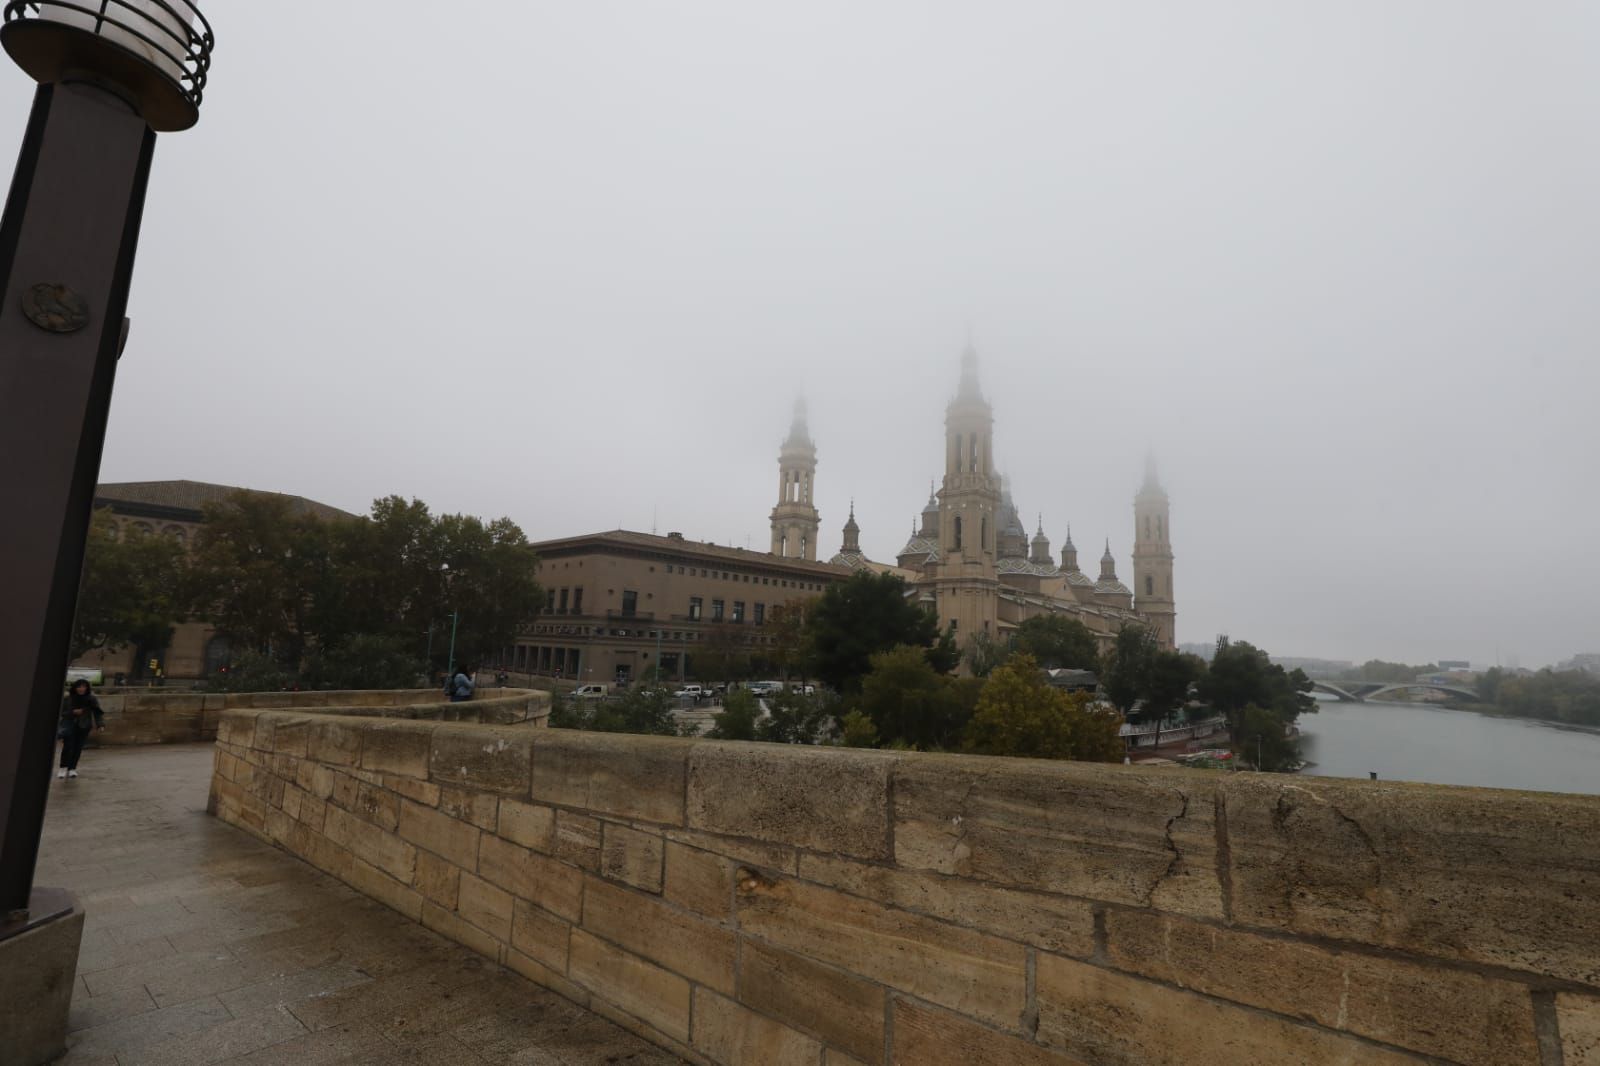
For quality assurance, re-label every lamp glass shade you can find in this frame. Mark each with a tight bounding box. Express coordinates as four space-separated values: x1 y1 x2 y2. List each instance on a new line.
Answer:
36 1 192 84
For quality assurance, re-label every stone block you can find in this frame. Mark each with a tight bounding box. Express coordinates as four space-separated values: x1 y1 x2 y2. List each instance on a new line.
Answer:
663 841 733 919
894 756 1222 919
439 785 499 829
664 827 797 875
688 743 896 859
477 832 584 922
384 774 442 807
323 805 417 883
1103 909 1539 1066
554 810 603 870
1035 953 1425 1066
353 782 400 832
532 731 690 825
429 724 534 796
799 854 1095 957
328 769 359 811
421 899 501 961
568 929 692 1043
456 872 514 942
413 850 460 910
737 872 1026 1030
358 719 437 779
0 893 83 1066
740 937 885 1064
216 708 264 749
511 898 571 972
268 714 313 757
1560 993 1600 1066
504 947 590 1008
581 875 736 993
345 856 424 922
602 823 665 893
397 797 480 870
305 717 362 767
692 989 824 1066
1221 774 1600 985
891 999 1085 1066
497 798 556 851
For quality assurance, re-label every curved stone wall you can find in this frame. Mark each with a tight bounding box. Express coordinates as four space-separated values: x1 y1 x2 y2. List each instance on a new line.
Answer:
208 711 1600 1066
91 688 549 746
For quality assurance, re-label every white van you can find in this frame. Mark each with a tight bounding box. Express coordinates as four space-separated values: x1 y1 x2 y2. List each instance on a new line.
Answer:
572 684 610 699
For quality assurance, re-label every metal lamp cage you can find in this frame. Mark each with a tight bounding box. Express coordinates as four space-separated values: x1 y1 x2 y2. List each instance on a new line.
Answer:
4 0 212 115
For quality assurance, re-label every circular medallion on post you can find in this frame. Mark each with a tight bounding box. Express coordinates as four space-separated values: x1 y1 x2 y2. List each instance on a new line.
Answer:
21 282 90 333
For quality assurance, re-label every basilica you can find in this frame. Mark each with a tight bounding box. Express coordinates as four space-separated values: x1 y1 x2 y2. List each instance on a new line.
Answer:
771 345 1176 652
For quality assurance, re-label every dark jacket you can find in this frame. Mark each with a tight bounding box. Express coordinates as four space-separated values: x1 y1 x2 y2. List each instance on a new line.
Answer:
59 691 105 733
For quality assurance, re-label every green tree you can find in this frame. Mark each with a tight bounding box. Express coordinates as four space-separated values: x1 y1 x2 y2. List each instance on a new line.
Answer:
806 572 942 692
1100 623 1157 713
962 653 1123 762
838 709 879 748
708 688 759 740
555 686 678 735
962 631 1009 678
1198 637 1316 767
1233 703 1302 771
767 597 817 682
694 624 752 685
857 644 972 750
1013 614 1100 672
71 510 187 663
298 633 424 690
756 688 833 744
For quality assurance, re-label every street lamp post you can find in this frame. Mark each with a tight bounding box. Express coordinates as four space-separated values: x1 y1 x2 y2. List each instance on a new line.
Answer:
0 4 214 1060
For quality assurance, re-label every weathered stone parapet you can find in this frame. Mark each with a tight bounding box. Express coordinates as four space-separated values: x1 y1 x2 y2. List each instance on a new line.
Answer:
209 711 1600 1066
95 687 549 745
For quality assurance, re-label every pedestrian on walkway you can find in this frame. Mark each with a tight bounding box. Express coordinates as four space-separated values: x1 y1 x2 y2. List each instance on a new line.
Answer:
445 664 475 703
58 678 105 778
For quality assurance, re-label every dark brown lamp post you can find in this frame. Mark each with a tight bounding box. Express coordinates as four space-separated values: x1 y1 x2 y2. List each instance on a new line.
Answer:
0 0 214 942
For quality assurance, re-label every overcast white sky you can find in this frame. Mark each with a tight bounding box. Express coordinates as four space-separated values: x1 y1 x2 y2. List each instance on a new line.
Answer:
9 3 1596 667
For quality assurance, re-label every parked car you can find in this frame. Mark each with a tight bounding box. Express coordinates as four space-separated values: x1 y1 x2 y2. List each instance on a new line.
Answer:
674 684 707 700
572 683 610 699
786 682 816 695
748 681 783 696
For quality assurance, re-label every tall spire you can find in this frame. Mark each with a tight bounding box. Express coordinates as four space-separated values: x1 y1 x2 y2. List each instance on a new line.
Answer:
840 499 860 553
785 396 812 448
956 341 983 403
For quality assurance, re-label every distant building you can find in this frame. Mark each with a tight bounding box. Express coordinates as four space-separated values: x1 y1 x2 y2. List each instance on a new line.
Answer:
78 480 353 680
1558 654 1600 675
1270 656 1356 679
1438 659 1471 671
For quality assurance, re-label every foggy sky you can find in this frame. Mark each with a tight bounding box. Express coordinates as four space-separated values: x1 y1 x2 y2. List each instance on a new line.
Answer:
8 3 1596 668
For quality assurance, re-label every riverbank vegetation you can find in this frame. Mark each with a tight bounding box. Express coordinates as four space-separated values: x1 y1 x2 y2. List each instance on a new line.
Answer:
1476 667 1600 727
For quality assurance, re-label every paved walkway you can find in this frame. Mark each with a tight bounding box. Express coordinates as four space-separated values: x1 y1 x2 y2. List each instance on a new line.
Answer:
38 743 683 1065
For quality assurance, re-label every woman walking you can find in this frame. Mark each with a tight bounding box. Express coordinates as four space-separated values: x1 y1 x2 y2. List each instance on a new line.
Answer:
58 678 105 779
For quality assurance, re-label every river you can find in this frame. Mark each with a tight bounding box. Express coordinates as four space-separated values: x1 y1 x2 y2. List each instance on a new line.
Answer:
1298 697 1600 795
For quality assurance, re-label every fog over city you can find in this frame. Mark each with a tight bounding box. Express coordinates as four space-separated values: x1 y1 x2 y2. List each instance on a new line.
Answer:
7 3 1595 668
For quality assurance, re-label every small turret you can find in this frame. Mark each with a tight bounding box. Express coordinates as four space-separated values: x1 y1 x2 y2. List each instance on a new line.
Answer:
1061 524 1079 572
840 500 860 554
1100 539 1117 582
1029 516 1052 567
919 481 939 538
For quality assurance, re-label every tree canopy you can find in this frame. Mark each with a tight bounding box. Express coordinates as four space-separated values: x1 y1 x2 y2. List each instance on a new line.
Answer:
1012 614 1100 672
1197 636 1316 770
857 644 975 750
72 510 187 661
804 571 944 692
962 653 1123 762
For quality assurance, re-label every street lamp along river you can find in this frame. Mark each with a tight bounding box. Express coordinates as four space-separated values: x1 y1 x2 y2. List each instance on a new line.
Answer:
0 6 214 1060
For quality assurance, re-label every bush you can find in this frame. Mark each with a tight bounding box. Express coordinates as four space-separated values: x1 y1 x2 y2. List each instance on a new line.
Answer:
205 650 291 693
708 689 759 740
962 653 1123 762
551 685 679 736
300 633 423 691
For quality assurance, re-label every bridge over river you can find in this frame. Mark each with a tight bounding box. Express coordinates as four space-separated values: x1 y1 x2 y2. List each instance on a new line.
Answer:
1310 680 1481 703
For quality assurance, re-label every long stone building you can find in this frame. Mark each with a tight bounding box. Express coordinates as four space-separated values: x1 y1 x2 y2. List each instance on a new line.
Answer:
525 345 1175 685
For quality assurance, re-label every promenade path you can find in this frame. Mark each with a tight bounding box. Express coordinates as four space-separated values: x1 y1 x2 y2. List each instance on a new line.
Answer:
37 743 683 1065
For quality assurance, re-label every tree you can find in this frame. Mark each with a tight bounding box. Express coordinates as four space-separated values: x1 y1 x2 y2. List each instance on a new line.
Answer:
71 510 187 664
298 633 424 691
962 653 1123 762
963 631 1008 678
838 709 879 748
857 644 972 750
1013 614 1099 672
695 624 751 685
554 687 678 735
806 572 942 692
756 688 832 744
767 597 817 682
187 492 325 662
1198 637 1316 768
1100 623 1158 713
708 688 759 740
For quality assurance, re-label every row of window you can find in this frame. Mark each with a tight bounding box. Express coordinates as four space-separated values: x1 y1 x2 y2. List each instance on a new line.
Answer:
687 598 767 625
524 623 777 646
663 564 822 591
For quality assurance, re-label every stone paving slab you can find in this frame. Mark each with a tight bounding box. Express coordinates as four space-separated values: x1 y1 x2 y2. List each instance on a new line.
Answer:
38 744 684 1065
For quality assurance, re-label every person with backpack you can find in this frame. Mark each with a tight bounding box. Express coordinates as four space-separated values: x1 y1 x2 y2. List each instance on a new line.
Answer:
58 678 105 778
445 664 475 703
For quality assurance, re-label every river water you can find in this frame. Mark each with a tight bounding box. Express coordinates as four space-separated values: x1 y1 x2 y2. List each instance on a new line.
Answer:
1298 698 1600 795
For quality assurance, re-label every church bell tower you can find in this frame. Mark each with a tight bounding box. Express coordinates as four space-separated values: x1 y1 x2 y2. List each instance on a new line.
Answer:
770 398 820 560
1132 456 1176 648
934 345 1001 645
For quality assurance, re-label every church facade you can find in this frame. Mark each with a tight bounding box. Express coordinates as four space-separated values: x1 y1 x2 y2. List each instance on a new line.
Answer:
811 346 1176 653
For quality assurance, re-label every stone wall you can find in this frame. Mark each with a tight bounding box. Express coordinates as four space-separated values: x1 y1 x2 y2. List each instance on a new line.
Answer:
93 689 548 746
208 712 1600 1066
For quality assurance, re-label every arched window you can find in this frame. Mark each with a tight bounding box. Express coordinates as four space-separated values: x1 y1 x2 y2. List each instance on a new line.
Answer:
1145 515 1151 539
953 433 963 472
800 535 808 557
954 516 963 551
981 516 988 551
1157 516 1163 539
969 436 978 472
1145 575 1154 596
